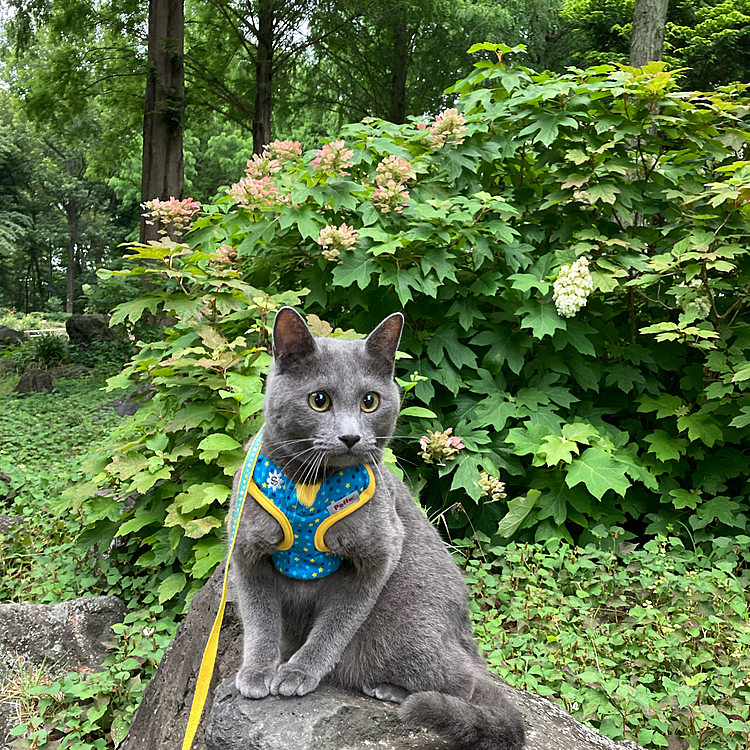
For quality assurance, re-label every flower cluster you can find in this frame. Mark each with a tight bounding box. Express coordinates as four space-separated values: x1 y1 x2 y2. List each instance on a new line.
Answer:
478 472 507 503
373 179 410 214
228 176 283 210
311 140 354 176
375 155 415 186
418 428 465 465
211 243 238 267
244 153 282 180
675 278 712 319
429 108 466 148
141 197 201 238
266 139 302 164
553 256 594 318
316 223 359 262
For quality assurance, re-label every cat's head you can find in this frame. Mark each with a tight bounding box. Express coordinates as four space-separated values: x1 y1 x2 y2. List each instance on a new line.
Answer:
262 307 403 483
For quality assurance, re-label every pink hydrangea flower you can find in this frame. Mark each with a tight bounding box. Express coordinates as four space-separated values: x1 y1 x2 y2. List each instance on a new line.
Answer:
418 427 465 465
141 196 201 238
429 108 466 148
316 223 359 262
375 155 415 186
228 176 281 210
311 140 354 176
244 153 282 180
266 139 302 163
212 243 238 267
372 179 410 214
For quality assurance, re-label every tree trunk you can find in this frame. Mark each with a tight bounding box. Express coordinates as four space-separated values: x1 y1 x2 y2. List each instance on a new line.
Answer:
630 0 669 67
389 20 409 124
64 159 79 314
252 0 274 154
141 0 185 242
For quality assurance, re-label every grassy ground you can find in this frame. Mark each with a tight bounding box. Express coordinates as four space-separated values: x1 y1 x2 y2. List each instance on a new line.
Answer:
0 372 748 750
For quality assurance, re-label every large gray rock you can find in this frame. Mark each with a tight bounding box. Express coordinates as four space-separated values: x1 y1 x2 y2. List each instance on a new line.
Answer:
65 314 112 347
122 564 645 750
12 369 53 395
0 326 27 347
0 596 127 679
0 596 127 749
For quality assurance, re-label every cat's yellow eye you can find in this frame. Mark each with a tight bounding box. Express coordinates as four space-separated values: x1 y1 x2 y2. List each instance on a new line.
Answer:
308 391 331 411
360 392 379 413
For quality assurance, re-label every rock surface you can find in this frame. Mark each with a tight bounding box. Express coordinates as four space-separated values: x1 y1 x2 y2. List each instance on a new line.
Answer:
46 364 92 380
122 564 644 750
65 314 112 347
0 596 127 679
0 596 127 749
101 383 156 417
12 369 53 394
0 326 27 346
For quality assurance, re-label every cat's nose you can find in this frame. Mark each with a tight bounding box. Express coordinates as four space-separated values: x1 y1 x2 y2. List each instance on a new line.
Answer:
339 434 361 449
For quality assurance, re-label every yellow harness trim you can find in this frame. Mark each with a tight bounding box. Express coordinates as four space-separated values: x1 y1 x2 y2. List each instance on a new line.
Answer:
314 465 376 552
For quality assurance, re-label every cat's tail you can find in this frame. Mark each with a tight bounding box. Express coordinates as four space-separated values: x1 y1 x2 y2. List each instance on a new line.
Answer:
398 676 526 750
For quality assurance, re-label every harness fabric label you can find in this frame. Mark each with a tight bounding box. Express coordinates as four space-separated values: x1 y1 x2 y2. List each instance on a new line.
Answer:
327 490 360 515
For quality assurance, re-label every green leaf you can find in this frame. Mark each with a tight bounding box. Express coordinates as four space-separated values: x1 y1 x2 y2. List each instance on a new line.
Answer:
583 183 620 204
110 297 161 326
116 515 161 537
158 572 187 603
450 453 483 501
729 406 750 428
669 488 700 510
537 435 580 466
198 434 242 452
184 515 223 539
400 406 437 418
676 413 724 447
475 395 516 431
565 447 631 500
279 204 321 239
192 541 227 579
517 299 566 340
643 430 688 461
332 249 377 290
605 364 646 393
497 490 541 538
379 266 421 305
175 483 232 513
732 364 750 383
426 326 477 370
637 394 687 418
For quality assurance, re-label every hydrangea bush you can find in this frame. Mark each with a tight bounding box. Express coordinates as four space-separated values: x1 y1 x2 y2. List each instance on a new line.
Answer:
75 44 750 616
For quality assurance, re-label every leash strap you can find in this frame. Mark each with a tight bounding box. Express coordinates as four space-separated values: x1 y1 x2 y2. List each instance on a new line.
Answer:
181 429 264 750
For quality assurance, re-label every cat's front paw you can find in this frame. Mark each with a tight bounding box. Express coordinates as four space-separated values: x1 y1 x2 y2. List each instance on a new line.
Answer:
235 663 278 699
269 662 321 697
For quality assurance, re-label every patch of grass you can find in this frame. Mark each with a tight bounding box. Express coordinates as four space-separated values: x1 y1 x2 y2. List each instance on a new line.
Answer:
0 376 179 749
465 534 750 750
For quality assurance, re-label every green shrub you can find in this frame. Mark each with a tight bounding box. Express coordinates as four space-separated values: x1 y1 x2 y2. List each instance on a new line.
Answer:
75 45 750 614
1 333 70 372
467 533 750 750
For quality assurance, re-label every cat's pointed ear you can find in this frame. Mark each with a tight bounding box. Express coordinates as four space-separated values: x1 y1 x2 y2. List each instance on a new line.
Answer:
365 313 404 372
273 307 316 370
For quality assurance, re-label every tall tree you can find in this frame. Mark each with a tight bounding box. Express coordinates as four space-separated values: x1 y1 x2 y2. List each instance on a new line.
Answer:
142 0 185 241
630 0 669 66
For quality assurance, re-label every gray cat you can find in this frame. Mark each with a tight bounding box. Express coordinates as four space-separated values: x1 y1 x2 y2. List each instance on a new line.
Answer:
228 307 526 750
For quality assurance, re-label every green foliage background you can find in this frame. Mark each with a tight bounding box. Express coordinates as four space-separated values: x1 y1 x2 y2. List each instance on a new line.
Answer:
17 45 746 750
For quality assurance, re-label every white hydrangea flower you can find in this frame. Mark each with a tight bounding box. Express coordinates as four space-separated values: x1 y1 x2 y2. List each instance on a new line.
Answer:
675 278 711 319
553 256 594 318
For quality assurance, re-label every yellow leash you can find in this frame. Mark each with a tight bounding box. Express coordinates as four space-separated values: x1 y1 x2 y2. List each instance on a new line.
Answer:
181 429 264 750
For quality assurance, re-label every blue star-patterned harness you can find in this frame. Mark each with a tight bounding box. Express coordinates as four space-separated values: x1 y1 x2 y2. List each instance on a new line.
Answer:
233 429 375 580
